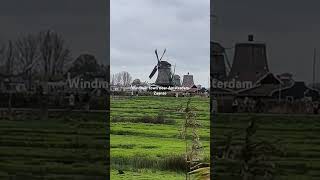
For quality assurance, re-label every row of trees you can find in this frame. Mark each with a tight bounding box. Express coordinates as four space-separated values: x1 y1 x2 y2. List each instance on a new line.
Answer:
0 30 72 120
111 71 148 87
111 71 132 87
0 30 110 120
0 30 72 90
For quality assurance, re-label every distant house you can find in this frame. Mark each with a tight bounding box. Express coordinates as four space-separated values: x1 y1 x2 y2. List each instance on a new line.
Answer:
237 73 282 98
0 75 27 93
272 81 320 101
277 73 294 87
188 85 199 93
237 72 320 101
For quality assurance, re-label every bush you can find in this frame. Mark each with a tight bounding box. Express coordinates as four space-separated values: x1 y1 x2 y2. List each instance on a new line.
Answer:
112 113 175 125
111 154 187 172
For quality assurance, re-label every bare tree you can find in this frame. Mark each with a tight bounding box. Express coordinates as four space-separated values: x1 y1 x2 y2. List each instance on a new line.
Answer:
121 71 132 87
38 30 71 81
0 44 6 66
111 74 115 86
0 41 16 119
115 73 122 86
4 41 15 75
0 31 71 120
113 71 132 87
0 40 35 77
15 34 39 90
37 30 71 119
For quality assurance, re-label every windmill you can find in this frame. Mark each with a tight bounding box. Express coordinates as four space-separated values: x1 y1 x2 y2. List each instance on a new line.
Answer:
182 72 195 88
149 49 173 87
211 41 232 80
172 64 181 87
228 35 269 82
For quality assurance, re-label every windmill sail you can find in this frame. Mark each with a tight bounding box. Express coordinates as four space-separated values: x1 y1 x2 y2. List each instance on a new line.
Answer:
159 49 166 61
150 48 173 86
155 49 160 62
149 65 158 79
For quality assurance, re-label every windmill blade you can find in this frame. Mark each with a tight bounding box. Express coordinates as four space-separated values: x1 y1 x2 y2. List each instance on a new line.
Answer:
149 65 158 79
159 48 167 61
155 49 160 62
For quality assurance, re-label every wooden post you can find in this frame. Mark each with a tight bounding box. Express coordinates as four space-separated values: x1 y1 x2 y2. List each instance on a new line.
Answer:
313 48 316 88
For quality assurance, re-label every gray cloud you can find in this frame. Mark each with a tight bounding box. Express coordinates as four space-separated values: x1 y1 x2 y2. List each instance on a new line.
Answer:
213 0 320 83
111 0 210 86
0 0 108 65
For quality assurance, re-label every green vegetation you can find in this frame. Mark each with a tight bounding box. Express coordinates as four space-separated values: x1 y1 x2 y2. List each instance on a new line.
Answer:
111 169 185 180
212 114 320 180
111 96 210 180
0 113 107 179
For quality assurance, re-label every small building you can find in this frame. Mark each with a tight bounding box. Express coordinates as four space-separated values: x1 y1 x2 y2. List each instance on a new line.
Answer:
237 73 282 98
272 81 320 101
182 73 195 88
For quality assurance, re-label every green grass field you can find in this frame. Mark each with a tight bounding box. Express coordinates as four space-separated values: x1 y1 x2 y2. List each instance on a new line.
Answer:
111 169 185 180
110 96 210 180
3 95 318 179
0 112 108 179
213 113 320 180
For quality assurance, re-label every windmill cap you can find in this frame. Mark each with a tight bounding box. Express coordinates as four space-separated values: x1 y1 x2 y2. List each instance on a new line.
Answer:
159 61 171 66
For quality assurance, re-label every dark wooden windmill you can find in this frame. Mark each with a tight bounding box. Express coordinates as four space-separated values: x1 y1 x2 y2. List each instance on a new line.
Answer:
149 49 173 87
228 35 269 82
211 41 231 80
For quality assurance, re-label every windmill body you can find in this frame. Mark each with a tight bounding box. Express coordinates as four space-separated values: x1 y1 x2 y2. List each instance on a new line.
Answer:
211 42 227 80
149 49 175 87
182 73 195 88
172 74 181 87
155 61 172 86
228 35 269 82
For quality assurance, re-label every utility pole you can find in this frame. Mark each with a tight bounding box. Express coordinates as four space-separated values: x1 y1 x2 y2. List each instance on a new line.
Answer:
313 48 317 88
278 82 281 104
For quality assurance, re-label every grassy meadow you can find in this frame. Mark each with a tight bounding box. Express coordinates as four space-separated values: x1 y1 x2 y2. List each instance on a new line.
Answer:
1 95 319 179
110 96 210 180
0 112 108 179
213 114 320 180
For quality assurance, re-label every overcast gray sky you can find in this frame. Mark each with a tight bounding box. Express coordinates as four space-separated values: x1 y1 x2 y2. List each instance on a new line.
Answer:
212 0 320 83
0 0 108 65
111 0 210 87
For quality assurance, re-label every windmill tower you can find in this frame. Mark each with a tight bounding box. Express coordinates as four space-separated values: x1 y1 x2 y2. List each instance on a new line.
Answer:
149 49 173 87
228 35 269 82
171 64 181 86
182 72 194 88
211 41 231 80
172 75 181 86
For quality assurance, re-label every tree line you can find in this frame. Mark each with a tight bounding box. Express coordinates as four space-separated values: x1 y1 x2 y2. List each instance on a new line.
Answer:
111 71 150 87
0 30 72 90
